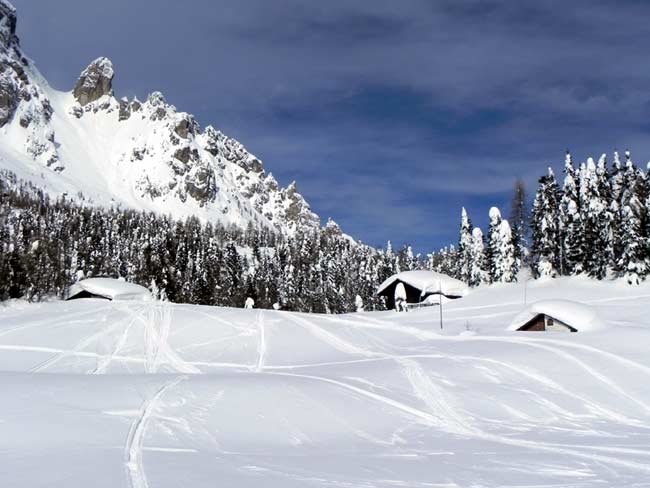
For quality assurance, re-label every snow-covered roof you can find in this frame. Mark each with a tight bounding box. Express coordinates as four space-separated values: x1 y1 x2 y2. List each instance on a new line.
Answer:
376 270 468 297
509 300 605 332
67 278 152 301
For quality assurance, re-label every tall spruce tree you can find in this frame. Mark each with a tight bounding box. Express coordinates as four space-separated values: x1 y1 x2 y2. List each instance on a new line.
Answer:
581 157 611 279
609 151 625 273
486 206 503 283
509 178 527 269
495 220 517 282
619 198 646 284
468 227 486 286
530 168 560 277
458 207 473 283
559 152 584 275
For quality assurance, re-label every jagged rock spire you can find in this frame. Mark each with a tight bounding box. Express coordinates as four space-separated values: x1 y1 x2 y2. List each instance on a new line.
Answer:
73 57 114 106
0 0 17 46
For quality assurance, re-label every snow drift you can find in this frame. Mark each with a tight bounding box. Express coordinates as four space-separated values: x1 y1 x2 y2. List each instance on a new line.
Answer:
377 270 469 297
2 276 650 487
509 299 606 332
67 278 152 301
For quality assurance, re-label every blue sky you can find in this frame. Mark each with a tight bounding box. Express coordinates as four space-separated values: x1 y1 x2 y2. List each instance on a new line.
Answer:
13 0 650 253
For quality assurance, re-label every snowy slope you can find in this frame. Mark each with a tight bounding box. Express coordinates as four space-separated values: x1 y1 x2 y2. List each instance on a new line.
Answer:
2 276 650 487
0 1 319 234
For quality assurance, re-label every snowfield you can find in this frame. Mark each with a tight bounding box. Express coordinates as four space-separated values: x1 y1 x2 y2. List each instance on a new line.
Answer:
2 277 650 487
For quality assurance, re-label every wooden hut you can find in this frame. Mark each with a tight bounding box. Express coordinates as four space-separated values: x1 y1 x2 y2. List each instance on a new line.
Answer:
376 270 468 310
509 300 604 333
66 278 152 301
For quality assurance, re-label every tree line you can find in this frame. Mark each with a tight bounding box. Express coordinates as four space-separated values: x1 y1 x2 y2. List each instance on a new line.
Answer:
452 150 650 286
0 171 423 311
2 149 647 313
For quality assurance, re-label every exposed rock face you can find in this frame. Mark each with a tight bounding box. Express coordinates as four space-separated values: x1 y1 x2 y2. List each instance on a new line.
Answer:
0 69 17 126
118 97 130 121
202 125 263 173
73 57 114 106
0 0 19 126
283 182 320 230
0 0 17 47
185 164 217 203
0 1 323 236
174 115 198 139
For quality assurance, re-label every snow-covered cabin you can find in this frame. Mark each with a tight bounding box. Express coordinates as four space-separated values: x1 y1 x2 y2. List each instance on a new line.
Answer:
376 270 468 310
509 300 604 333
66 278 152 301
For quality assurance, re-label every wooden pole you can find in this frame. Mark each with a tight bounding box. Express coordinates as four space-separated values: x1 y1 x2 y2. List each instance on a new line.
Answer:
439 280 443 330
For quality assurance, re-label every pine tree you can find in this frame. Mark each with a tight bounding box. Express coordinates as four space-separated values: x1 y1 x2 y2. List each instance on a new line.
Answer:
638 164 650 270
458 207 473 283
622 150 639 206
486 206 502 283
619 199 646 284
580 157 611 279
610 151 625 273
559 151 584 275
495 220 517 282
468 227 486 286
530 168 560 277
509 178 527 269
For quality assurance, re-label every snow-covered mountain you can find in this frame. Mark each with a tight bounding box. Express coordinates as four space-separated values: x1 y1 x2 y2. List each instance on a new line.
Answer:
0 0 320 234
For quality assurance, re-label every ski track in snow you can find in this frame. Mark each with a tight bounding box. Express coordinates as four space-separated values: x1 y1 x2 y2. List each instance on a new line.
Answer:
255 310 266 372
0 303 115 339
91 302 147 374
125 375 187 488
142 301 201 375
286 313 382 358
28 304 148 373
269 370 650 474
454 336 650 415
319 313 650 415
5 282 650 487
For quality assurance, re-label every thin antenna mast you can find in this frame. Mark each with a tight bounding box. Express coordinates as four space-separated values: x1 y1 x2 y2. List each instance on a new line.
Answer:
439 280 443 330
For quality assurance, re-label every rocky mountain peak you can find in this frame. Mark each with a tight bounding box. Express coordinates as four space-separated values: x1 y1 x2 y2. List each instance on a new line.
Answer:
73 57 114 106
147 91 166 106
0 0 17 47
0 1 323 236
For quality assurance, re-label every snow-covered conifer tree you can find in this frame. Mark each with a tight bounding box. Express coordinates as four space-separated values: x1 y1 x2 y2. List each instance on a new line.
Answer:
355 294 364 312
495 220 517 282
558 152 584 275
433 245 459 278
619 199 646 284
530 168 560 277
486 206 502 283
609 151 626 272
458 207 473 283
468 227 486 286
580 157 611 279
610 151 625 203
622 150 640 206
509 178 527 268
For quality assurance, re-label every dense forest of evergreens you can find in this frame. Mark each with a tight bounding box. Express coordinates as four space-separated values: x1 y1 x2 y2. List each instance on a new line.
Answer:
2 149 648 312
454 151 650 287
0 171 432 312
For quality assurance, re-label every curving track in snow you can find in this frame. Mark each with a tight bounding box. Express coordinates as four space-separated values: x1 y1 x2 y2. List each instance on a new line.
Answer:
3 277 650 487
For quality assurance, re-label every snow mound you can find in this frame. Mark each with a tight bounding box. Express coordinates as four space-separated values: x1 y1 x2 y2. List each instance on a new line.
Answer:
508 299 605 332
377 270 468 297
67 278 152 301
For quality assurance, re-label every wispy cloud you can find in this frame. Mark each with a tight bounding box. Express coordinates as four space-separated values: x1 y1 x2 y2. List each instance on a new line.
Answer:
13 0 650 251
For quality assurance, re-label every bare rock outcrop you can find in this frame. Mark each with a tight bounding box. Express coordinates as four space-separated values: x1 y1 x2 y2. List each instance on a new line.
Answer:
73 57 114 106
0 0 17 47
